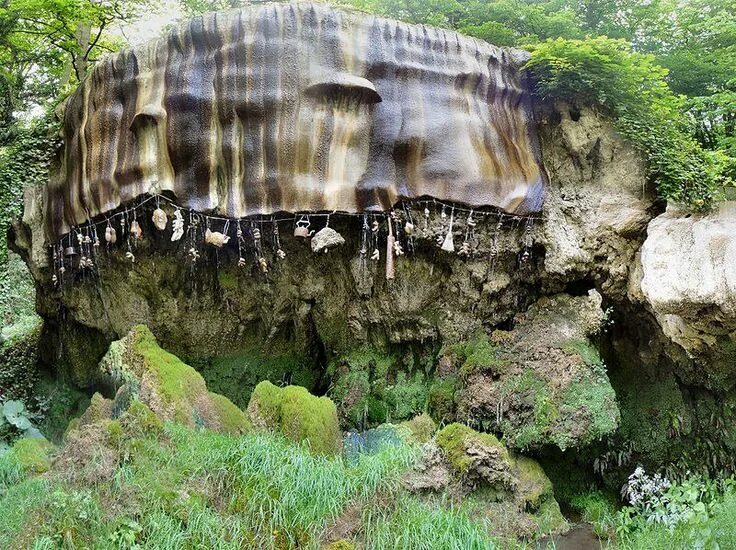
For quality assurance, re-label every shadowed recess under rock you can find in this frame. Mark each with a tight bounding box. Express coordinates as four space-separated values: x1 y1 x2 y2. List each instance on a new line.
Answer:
46 2 546 239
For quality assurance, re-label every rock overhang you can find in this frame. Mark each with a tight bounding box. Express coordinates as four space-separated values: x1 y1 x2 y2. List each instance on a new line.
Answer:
46 2 547 241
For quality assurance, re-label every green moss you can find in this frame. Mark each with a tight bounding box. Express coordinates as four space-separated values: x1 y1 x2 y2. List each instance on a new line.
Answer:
560 372 620 445
436 423 508 475
217 270 238 291
428 376 459 421
33 376 90 444
0 322 41 403
248 380 284 428
124 401 164 435
247 382 342 455
9 438 52 474
207 392 250 435
381 371 429 422
325 540 355 550
565 339 605 372
280 386 341 455
512 455 553 510
55 322 109 387
442 332 507 377
400 413 437 443
131 325 208 409
500 370 555 449
534 498 568 533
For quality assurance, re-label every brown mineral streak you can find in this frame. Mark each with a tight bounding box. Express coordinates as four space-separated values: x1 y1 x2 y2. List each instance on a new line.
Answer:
46 2 547 239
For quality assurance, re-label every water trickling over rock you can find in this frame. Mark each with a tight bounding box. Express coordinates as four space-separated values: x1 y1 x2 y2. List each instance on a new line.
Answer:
47 2 546 239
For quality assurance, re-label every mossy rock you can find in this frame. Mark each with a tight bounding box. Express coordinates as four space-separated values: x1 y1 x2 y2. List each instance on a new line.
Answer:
247 381 341 455
400 413 437 444
512 455 554 510
436 423 514 491
97 325 249 434
8 437 52 474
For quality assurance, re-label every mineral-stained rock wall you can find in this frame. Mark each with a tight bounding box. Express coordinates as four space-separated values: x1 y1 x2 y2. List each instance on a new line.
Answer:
46 2 547 240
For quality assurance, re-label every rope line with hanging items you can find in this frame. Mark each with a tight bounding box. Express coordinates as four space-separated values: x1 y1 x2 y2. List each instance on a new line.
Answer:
48 193 541 287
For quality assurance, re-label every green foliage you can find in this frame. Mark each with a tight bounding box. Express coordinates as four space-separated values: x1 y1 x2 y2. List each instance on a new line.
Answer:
615 474 736 549
569 490 618 537
428 375 459 422
525 36 724 208
196 347 320 409
0 419 437 548
0 321 41 404
0 399 44 449
442 332 506 377
6 437 51 474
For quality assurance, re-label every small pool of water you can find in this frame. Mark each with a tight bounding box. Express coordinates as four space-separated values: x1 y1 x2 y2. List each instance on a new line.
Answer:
538 524 607 550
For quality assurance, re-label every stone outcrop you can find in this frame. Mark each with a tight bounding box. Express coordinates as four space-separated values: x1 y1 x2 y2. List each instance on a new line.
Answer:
633 202 736 388
456 291 620 451
403 423 568 537
538 104 655 299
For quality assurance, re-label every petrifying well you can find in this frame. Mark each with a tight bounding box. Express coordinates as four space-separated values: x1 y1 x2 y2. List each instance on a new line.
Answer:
46 2 547 240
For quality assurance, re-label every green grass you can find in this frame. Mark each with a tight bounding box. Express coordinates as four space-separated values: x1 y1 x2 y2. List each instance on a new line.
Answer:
0 419 508 548
362 495 497 549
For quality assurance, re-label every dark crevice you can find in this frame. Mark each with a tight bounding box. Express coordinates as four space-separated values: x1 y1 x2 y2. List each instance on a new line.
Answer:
563 278 596 296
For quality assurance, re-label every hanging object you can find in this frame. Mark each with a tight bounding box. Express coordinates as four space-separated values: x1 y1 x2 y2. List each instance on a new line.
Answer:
311 215 344 253
205 228 230 247
371 248 380 261
236 221 246 267
404 221 414 235
152 207 168 231
458 209 474 257
188 247 200 263
441 207 455 252
171 210 184 241
273 221 286 259
294 216 312 238
104 224 117 245
259 257 269 273
126 251 135 263
130 220 143 241
520 217 534 263
386 218 395 280
64 246 77 257
311 226 345 253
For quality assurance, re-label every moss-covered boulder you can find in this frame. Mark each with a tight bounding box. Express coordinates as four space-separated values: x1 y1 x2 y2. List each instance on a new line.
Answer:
436 423 516 493
457 292 620 451
99 325 250 434
247 381 341 454
422 423 566 534
400 413 437 444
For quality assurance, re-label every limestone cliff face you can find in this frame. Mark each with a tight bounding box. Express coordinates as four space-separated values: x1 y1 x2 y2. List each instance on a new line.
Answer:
632 202 736 388
47 2 546 240
12 106 651 397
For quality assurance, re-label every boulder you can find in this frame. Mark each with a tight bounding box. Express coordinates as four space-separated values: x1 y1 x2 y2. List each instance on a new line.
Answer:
99 325 250 434
636 202 736 388
247 381 342 455
408 423 567 535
